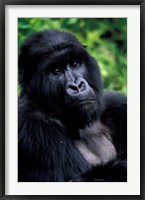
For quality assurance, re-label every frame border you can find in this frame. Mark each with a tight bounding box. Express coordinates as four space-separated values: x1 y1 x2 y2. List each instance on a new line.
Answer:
0 0 144 199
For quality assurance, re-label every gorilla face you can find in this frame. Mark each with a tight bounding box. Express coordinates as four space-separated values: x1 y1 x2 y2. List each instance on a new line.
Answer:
19 30 103 128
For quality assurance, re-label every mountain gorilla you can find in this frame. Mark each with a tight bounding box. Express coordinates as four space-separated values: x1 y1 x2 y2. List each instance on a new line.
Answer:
18 30 127 182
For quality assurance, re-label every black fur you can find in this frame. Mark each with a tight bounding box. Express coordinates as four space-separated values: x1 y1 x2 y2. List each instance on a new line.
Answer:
18 30 127 182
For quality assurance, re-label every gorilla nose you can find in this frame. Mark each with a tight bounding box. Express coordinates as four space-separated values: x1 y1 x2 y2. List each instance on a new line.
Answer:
66 79 87 96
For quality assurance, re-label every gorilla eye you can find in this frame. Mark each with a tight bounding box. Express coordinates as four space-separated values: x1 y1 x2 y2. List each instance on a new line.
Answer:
72 61 77 66
71 61 80 68
52 68 63 75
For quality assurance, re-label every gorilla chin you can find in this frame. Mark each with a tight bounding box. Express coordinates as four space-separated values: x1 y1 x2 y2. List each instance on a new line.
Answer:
63 99 99 130
65 93 97 112
72 99 96 109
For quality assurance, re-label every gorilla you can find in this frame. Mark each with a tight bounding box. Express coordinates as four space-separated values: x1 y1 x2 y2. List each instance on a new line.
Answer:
18 30 127 182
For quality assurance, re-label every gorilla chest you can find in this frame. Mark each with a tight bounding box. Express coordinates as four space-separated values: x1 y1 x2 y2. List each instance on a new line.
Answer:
75 125 117 166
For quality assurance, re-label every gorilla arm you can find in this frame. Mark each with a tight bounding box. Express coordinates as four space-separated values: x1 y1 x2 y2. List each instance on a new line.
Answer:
18 101 90 182
71 92 127 182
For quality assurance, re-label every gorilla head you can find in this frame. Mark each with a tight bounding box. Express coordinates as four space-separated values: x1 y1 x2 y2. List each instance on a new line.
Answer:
19 30 103 129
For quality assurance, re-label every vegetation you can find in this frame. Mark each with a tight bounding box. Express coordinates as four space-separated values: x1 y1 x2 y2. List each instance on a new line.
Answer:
18 18 127 93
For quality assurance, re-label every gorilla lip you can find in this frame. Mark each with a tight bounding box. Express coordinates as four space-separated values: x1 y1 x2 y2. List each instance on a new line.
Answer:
72 99 95 109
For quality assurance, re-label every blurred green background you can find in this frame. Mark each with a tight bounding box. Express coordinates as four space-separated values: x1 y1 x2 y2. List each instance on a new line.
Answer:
18 18 127 94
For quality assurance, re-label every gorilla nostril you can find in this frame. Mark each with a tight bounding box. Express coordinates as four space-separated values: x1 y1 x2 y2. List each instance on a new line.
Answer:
70 85 78 91
66 80 87 96
78 81 85 91
66 84 79 95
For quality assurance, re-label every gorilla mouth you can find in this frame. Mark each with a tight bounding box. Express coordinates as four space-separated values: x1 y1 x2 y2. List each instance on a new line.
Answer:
72 99 95 109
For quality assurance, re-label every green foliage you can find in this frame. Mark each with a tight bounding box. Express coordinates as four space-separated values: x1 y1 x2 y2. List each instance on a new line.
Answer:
18 18 127 94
